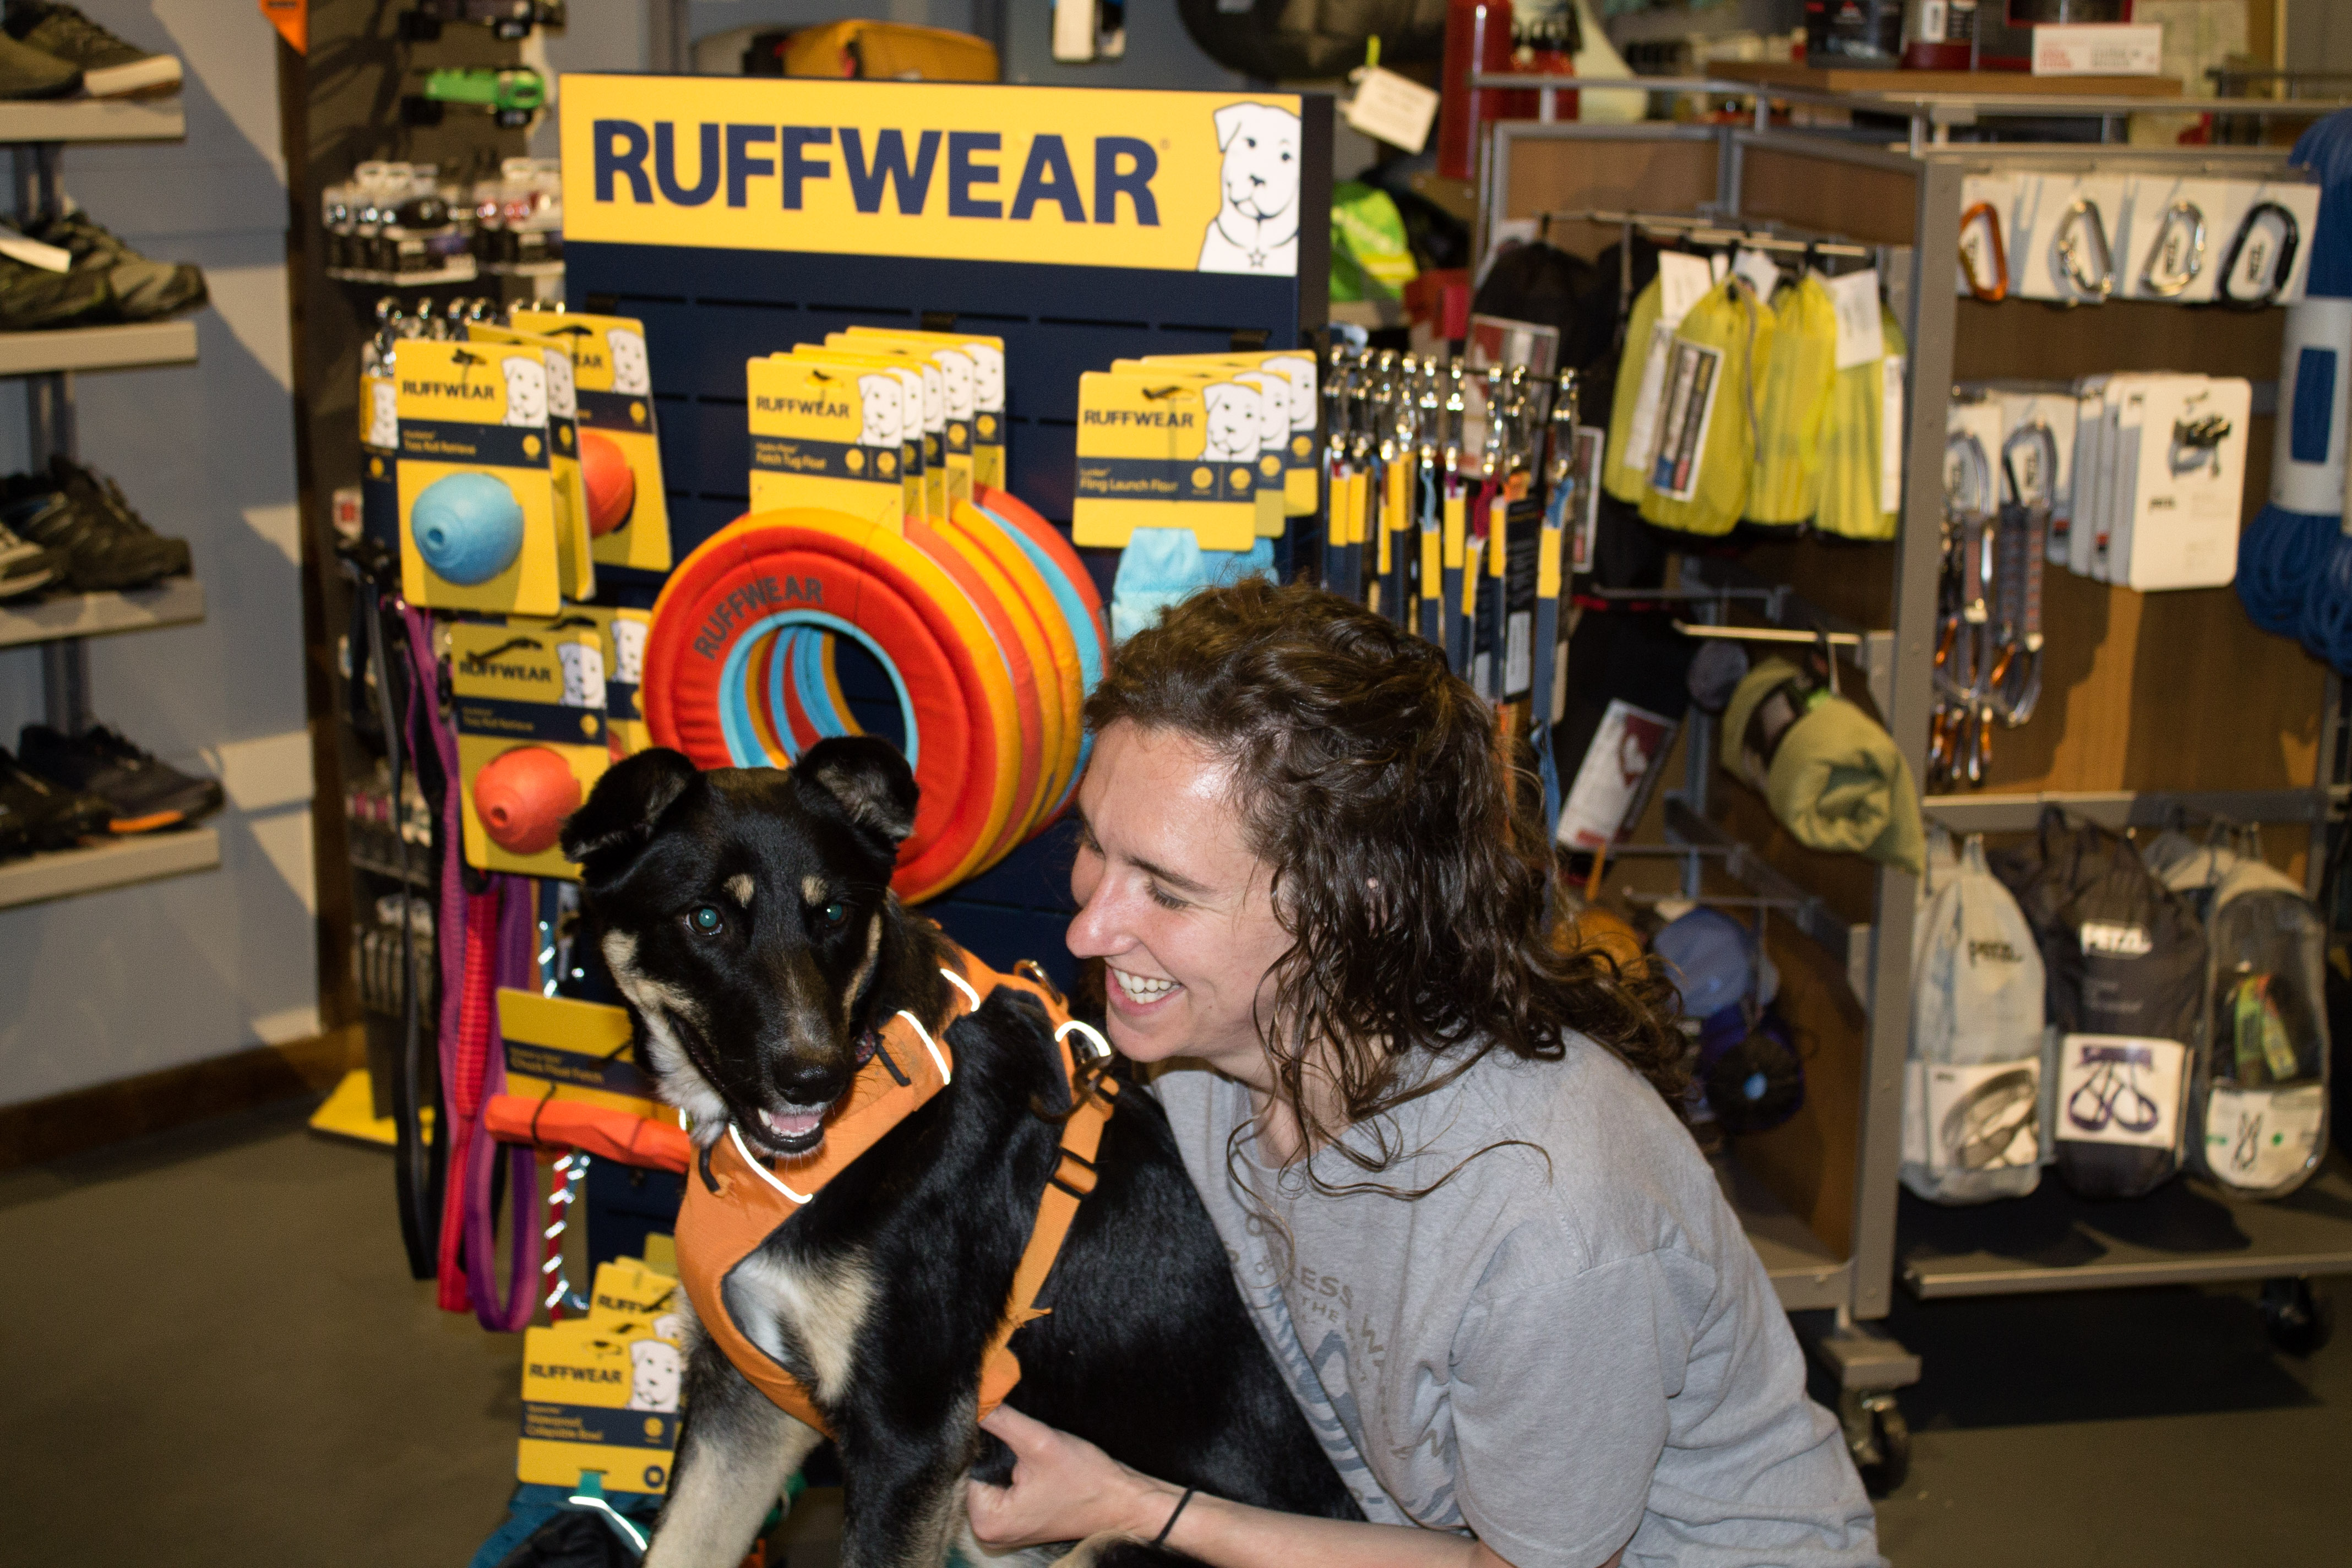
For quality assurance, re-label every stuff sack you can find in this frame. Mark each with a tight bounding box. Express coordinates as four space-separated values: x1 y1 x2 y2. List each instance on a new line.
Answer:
2149 835 2332 1197
1993 809 2206 1199
1903 830 2049 1203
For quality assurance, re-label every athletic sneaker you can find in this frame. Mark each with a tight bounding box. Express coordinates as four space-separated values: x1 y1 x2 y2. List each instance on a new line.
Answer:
0 515 62 598
0 743 110 846
29 209 205 322
18 722 222 832
0 455 190 592
4 3 178 98
0 233 112 330
0 29 77 99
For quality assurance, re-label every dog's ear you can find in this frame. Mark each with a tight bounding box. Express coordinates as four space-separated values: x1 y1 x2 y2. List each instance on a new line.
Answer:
563 747 700 881
796 736 918 847
1214 102 1249 151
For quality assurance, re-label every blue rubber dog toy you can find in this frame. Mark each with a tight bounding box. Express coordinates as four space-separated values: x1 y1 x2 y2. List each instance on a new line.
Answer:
413 470 525 586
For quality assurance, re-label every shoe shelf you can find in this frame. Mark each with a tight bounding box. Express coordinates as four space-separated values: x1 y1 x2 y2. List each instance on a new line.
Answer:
0 825 219 911
0 97 184 147
0 318 196 377
1899 1153 2352 1299
0 575 202 649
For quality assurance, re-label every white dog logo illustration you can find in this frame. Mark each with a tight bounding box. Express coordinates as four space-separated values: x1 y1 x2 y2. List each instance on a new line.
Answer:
858 374 904 448
1235 370 1289 451
501 357 548 428
607 328 651 395
542 349 578 421
627 1338 682 1413
1264 354 1317 432
611 618 647 687
916 363 945 431
1199 103 1301 275
938 351 975 422
967 344 1004 411
557 641 607 711
1202 383 1264 462
366 380 399 449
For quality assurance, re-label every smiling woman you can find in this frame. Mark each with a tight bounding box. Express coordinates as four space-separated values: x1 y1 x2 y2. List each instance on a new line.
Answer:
967 580 1885 1568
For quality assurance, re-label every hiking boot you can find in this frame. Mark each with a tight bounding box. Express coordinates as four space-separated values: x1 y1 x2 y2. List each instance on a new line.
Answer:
29 209 205 322
0 515 63 598
18 722 222 832
1 467 189 592
0 28 77 99
0 743 110 846
0 231 112 330
4 2 177 97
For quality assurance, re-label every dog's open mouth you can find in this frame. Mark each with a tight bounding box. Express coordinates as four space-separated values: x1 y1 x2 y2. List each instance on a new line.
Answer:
749 1104 831 1157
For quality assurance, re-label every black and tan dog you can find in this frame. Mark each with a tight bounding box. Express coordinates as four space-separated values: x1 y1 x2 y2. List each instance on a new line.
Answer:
562 739 1359 1567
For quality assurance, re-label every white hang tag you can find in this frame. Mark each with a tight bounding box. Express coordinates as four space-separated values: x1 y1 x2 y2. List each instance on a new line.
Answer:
2203 1084 2324 1190
1828 269 1886 369
1732 246 1780 301
2056 1034 2187 1151
1708 251 1728 285
1879 354 1906 515
1343 68 1441 155
1656 252 1712 330
1621 322 1676 482
0 233 72 274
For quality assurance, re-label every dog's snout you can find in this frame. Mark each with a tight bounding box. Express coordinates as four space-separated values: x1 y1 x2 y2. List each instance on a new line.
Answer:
771 1057 851 1108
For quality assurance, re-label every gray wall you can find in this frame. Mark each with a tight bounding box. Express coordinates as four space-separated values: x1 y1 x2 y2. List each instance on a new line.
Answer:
0 2 313 1106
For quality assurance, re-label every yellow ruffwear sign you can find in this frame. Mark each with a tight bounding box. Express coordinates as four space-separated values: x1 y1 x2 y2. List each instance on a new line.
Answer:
559 75 1306 277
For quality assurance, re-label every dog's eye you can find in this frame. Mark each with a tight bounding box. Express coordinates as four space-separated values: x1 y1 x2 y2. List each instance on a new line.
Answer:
687 905 725 937
819 901 849 928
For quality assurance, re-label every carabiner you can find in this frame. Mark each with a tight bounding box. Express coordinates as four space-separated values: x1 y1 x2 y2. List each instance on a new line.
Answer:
2051 197 2116 304
2218 199 2301 311
2137 199 2206 298
1958 200 2009 302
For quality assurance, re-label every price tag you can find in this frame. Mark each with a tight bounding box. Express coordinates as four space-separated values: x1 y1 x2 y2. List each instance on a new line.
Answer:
1880 353 1905 515
1343 68 1441 155
1732 247 1781 301
1656 251 1713 330
1828 269 1886 369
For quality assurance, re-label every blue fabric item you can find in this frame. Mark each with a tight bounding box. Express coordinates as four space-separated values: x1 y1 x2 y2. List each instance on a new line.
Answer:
2239 504 2336 638
467 1485 665 1568
2300 530 2352 675
1652 907 1756 1020
1109 527 1275 643
2294 110 2352 300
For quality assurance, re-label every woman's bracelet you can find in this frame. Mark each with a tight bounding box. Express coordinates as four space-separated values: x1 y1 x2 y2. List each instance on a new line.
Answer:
1153 1488 1197 1546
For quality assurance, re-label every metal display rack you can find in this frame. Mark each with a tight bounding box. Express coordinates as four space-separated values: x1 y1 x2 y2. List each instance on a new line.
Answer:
1475 84 2352 1486
3 104 215 905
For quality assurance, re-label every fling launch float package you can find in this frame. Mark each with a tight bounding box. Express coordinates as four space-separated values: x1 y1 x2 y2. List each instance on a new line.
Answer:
512 308 672 572
394 338 562 616
1072 371 1265 551
450 617 614 876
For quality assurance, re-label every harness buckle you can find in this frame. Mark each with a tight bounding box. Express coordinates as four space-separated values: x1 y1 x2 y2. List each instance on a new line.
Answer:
1049 1146 1099 1199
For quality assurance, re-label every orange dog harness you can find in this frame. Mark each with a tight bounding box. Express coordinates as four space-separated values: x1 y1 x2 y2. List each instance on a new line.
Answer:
676 948 1117 1436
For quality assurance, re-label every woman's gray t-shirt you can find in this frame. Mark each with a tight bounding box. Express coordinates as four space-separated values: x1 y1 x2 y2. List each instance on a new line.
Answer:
1152 1039 1883 1568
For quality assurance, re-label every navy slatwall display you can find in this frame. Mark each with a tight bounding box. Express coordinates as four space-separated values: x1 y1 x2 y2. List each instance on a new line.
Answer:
563 78 1331 985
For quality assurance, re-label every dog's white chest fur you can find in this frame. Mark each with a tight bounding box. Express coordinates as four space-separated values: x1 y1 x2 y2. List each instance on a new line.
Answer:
728 1246 875 1406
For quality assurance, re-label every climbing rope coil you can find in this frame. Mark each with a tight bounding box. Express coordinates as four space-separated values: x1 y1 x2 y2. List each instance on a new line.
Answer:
643 487 1108 903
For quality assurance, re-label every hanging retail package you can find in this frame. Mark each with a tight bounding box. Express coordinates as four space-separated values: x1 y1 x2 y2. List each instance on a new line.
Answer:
449 617 614 878
393 337 563 616
470 321 595 602
745 355 910 530
792 346 939 521
511 309 673 573
1903 829 2050 1204
1720 656 1925 874
1071 371 1264 551
1992 810 2207 1199
516 1310 685 1495
840 325 1009 489
2145 837 2333 1199
1637 276 1776 537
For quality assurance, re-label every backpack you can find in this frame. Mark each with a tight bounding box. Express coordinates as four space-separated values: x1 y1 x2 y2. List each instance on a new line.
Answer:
1992 810 2207 1199
1903 829 2049 1203
2148 831 2333 1197
1472 239 1611 388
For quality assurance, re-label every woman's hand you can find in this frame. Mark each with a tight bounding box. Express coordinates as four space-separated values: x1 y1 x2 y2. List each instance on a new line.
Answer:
965 1404 1183 1550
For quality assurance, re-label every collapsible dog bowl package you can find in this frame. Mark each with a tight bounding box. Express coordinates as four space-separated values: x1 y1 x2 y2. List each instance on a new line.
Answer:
1903 829 2050 1205
1993 809 2208 1200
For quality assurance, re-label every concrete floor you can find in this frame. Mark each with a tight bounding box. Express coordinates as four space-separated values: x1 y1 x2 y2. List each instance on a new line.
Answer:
5 1099 2348 1565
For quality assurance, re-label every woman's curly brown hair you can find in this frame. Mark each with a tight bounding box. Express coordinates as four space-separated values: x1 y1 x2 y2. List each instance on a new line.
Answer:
1086 578 1687 1186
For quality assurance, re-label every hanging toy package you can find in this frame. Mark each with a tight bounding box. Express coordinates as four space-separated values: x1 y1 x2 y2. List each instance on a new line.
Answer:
2145 831 2333 1199
1993 810 2208 1200
1902 828 2050 1204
